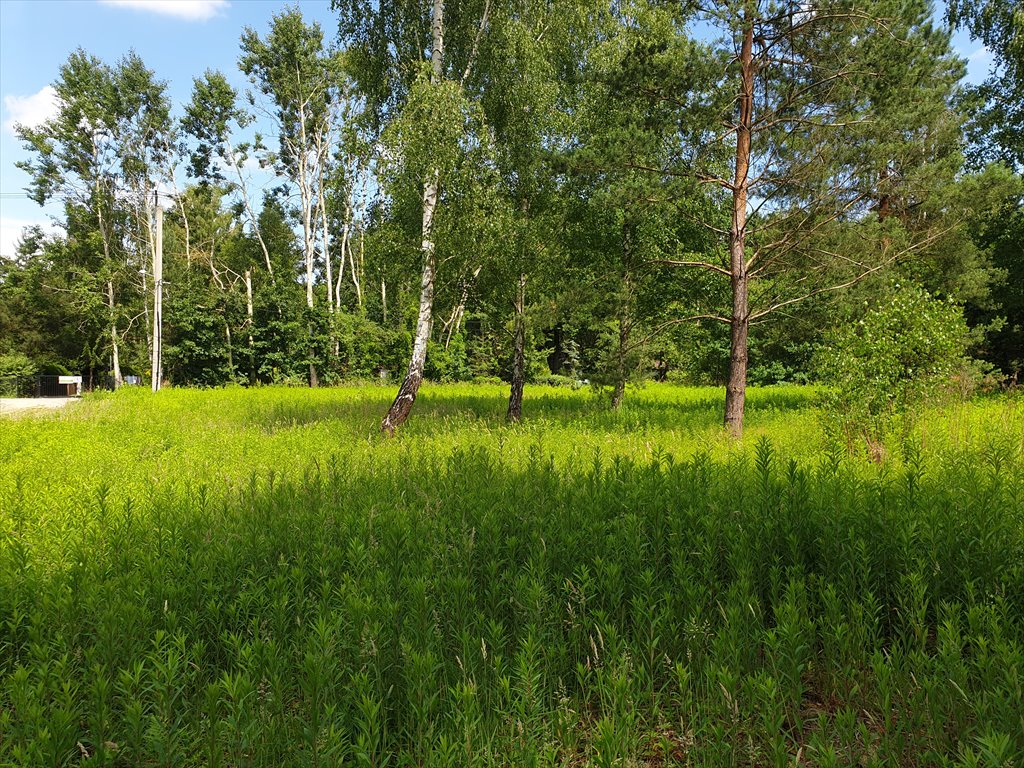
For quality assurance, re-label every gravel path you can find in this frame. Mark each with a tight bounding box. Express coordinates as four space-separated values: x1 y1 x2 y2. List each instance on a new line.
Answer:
0 397 78 417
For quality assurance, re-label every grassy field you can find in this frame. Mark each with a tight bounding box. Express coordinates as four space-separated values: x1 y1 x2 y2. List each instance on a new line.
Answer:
1 383 1022 766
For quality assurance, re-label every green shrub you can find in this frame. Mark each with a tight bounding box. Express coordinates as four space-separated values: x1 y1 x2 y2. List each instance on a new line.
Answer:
535 373 582 388
0 351 37 379
426 333 470 382
817 284 970 447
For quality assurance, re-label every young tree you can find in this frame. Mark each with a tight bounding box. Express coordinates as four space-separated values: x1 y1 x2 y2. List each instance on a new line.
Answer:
565 2 722 408
335 0 495 434
241 9 350 386
183 69 277 279
475 1 597 420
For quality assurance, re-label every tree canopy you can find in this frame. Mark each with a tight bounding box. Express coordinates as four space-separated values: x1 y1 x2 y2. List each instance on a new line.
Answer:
3 0 1021 432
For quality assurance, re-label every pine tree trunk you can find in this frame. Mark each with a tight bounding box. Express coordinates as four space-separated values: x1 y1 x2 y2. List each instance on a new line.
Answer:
724 18 754 438
724 274 749 436
381 0 444 436
507 272 527 423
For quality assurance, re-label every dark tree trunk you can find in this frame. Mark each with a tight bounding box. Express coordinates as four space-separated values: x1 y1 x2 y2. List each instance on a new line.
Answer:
308 321 319 388
611 311 629 409
724 17 754 438
507 272 527 422
612 223 634 410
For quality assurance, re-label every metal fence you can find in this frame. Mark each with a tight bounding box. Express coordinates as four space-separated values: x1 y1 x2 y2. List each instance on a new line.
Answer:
0 375 85 397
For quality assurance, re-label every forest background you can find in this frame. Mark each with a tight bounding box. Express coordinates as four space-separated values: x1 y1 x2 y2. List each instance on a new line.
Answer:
0 0 1021 436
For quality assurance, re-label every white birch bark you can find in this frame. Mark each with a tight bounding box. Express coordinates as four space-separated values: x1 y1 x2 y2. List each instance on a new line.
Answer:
381 0 445 435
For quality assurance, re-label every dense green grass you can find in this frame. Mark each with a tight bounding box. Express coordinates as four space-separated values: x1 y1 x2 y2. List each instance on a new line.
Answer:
1 384 1022 766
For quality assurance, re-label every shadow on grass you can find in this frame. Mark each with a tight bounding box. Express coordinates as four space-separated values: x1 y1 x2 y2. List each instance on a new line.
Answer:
6 437 1021 768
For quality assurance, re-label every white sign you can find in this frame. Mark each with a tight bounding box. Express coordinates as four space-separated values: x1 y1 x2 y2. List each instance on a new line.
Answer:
58 376 82 384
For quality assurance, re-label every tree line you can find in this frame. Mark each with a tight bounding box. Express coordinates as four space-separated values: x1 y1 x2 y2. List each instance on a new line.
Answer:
1 0 1021 435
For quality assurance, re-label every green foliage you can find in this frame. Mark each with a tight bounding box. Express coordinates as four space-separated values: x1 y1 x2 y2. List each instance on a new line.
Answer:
0 353 38 396
1 385 1022 765
334 311 407 379
0 352 38 380
818 284 971 442
425 334 470 383
947 0 1024 169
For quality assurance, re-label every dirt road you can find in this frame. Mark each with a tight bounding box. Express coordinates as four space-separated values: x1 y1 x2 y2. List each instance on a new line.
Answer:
0 398 78 417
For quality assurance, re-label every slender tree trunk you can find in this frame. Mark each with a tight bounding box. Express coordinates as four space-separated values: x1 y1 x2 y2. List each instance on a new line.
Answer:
107 280 123 389
336 212 351 310
308 329 320 389
245 268 256 384
321 201 334 317
724 18 755 438
381 278 387 324
381 0 444 436
141 251 152 368
444 266 480 348
348 236 362 307
612 285 631 410
151 201 163 392
506 272 527 422
225 314 235 380
612 222 635 410
381 178 437 434
227 144 275 280
355 175 369 308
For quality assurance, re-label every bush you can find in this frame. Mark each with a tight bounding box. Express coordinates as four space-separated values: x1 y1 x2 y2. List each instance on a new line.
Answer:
426 333 470 382
0 352 38 380
817 283 970 449
535 374 584 388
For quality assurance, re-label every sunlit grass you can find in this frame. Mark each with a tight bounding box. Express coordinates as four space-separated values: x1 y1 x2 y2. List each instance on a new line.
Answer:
1 383 1022 766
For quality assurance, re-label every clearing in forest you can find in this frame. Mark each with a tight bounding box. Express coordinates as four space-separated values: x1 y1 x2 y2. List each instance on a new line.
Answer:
1 384 1022 766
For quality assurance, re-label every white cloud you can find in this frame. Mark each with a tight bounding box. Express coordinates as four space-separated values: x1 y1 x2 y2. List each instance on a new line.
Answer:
97 0 230 21
0 218 61 259
3 86 60 134
967 46 993 63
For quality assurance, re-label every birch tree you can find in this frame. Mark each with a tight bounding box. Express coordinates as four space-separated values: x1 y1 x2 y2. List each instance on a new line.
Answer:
240 8 348 386
335 0 496 434
17 50 172 389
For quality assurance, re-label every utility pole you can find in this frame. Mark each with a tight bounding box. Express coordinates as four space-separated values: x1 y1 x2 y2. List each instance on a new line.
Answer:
151 196 163 392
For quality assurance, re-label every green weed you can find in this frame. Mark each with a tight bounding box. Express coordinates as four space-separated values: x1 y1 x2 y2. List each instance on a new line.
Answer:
1 384 1022 766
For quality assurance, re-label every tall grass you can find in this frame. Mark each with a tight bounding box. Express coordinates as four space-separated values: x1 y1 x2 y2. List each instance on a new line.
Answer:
1 384 1022 766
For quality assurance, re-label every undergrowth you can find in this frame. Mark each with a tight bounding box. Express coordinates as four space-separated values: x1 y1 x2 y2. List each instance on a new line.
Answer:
1 384 1022 766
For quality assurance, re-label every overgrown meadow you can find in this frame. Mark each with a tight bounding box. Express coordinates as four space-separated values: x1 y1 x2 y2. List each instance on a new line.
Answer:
1 384 1022 767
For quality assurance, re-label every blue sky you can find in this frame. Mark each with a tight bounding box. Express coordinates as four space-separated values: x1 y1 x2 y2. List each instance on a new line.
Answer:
0 0 997 258
0 0 338 257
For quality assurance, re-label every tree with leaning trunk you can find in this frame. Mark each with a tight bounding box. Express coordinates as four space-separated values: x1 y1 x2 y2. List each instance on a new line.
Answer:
334 0 496 434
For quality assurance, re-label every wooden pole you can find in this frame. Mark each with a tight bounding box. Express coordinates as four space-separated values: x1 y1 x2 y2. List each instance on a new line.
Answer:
152 199 163 392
